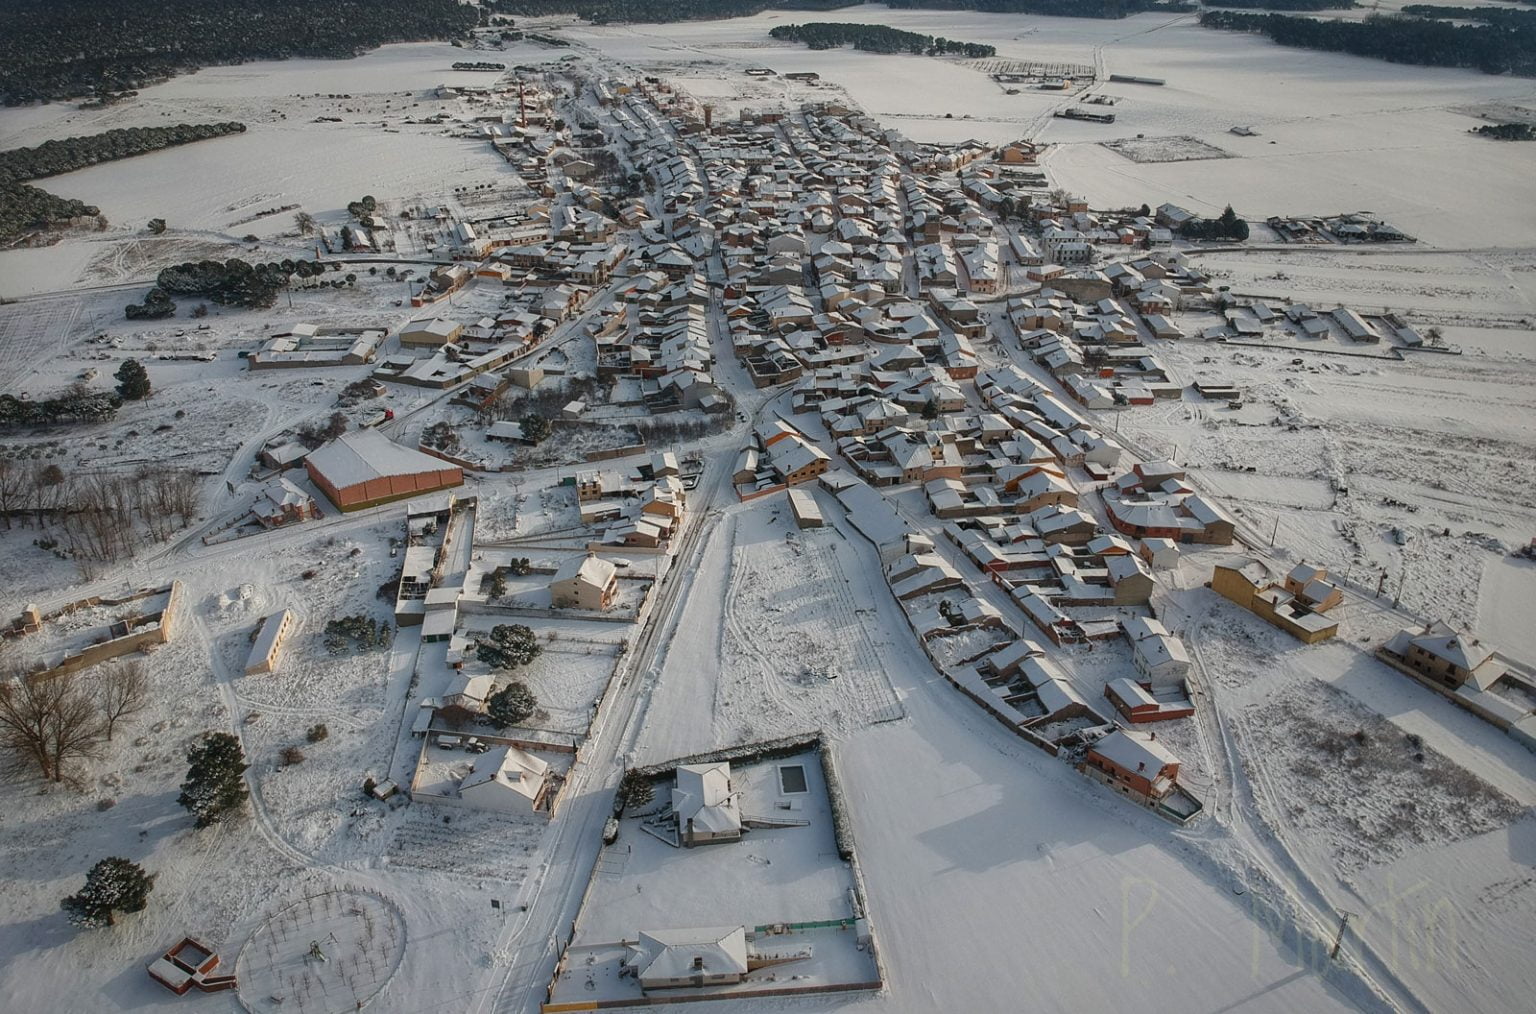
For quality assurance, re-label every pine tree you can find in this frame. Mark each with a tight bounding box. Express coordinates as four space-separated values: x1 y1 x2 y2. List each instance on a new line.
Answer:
486 681 537 730
114 359 150 400
616 769 654 810
177 732 248 828
520 413 550 445
61 857 155 927
475 624 541 671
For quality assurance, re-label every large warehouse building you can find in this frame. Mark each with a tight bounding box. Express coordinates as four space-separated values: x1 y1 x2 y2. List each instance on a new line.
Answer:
305 429 464 511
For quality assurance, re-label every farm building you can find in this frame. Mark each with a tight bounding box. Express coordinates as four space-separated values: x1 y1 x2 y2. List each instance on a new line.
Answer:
787 488 824 529
399 318 464 348
244 609 295 675
305 429 463 511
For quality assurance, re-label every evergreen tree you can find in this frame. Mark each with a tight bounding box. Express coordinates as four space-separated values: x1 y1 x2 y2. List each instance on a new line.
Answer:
486 681 537 729
177 731 249 828
489 570 508 598
61 857 155 927
476 624 541 670
520 413 551 445
616 769 654 810
125 287 176 320
114 359 150 400
921 399 939 421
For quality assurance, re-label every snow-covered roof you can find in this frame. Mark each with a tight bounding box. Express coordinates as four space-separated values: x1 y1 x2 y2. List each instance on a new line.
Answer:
672 762 740 835
630 926 749 983
1412 632 1495 673
553 554 617 588
306 429 455 489
1091 729 1179 775
459 744 549 802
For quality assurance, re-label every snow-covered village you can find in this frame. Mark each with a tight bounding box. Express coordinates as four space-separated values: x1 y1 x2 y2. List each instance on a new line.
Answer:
1 2 1534 1013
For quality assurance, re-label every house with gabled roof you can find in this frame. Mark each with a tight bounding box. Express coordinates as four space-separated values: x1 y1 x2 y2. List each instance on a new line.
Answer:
672 762 742 846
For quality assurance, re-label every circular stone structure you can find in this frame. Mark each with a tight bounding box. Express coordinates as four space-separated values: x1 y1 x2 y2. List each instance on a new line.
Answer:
235 889 406 1014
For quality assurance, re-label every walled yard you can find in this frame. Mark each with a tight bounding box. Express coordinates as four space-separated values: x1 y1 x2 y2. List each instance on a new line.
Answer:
551 749 878 1007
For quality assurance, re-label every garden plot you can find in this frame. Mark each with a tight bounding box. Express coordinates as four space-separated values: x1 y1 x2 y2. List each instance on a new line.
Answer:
384 806 547 883
1103 135 1233 163
1236 678 1524 877
235 889 406 1014
449 613 625 737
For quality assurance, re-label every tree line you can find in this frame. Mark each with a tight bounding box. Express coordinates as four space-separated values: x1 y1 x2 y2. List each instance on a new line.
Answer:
0 183 102 244
0 123 246 187
1474 122 1535 140
128 258 297 318
1179 205 1251 242
0 459 202 564
0 388 120 428
1198 10 1536 77
0 0 480 104
1204 0 1355 9
881 0 1194 18
501 0 1189 23
769 22 997 58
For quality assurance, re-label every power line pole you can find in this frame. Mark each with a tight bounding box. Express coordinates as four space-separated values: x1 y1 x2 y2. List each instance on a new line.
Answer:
1330 912 1351 961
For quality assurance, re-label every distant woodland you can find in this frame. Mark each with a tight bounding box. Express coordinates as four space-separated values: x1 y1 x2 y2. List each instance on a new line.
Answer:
0 0 480 104
0 185 101 244
1474 122 1535 140
502 0 1193 23
1204 0 1355 9
770 22 998 57
1199 9 1536 77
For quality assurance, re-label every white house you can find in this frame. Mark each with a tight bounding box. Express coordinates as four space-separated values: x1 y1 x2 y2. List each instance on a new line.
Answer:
625 927 749 990
1122 616 1191 686
672 762 742 846
457 745 551 815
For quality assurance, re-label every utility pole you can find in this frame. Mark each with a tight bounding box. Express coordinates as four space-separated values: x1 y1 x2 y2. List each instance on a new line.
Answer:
1330 912 1351 961
1270 514 1279 547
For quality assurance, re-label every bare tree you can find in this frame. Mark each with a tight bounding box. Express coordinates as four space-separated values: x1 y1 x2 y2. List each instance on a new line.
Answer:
0 458 24 529
27 463 67 528
0 671 105 784
95 661 149 742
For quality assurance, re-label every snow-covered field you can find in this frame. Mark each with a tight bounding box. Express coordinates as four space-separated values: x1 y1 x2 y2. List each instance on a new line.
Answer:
1 9 1534 1014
